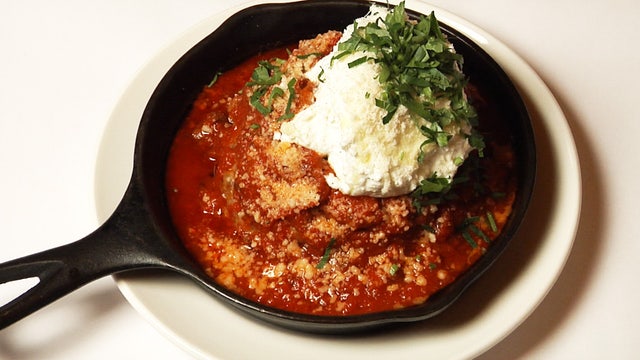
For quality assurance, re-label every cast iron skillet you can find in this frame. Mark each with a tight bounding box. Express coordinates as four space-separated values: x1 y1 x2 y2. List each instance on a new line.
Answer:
0 0 535 334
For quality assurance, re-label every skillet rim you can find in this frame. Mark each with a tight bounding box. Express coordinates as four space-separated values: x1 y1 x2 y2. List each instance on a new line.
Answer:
132 0 536 334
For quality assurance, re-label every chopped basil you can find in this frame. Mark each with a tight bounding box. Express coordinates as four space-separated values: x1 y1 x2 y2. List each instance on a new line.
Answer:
278 78 297 121
389 264 400 276
316 238 336 269
469 223 491 243
207 71 222 87
335 1 483 160
456 216 493 248
419 123 452 149
296 52 323 59
247 59 298 120
249 87 271 115
468 131 485 157
486 211 498 233
410 174 455 211
462 231 478 249
417 173 451 194
247 60 282 87
247 59 285 116
348 55 372 68
317 67 326 83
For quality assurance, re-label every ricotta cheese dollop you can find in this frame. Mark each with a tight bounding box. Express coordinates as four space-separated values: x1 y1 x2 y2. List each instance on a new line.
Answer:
275 6 474 198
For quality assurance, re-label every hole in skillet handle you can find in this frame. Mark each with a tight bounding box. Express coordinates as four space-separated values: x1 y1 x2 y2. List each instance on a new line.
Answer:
135 0 536 334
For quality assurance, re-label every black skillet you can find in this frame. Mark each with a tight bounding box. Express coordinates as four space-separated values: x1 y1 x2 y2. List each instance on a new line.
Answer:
0 0 535 334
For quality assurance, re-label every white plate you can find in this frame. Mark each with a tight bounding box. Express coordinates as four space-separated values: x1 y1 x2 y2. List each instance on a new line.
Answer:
95 1 581 359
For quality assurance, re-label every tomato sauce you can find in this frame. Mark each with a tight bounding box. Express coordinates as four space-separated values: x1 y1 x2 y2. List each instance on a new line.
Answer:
165 33 517 316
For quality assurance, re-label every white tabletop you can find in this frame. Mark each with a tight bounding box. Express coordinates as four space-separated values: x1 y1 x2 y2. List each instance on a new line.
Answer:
1 0 638 359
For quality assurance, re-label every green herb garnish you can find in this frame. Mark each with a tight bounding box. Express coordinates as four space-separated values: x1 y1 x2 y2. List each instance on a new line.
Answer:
317 67 326 83
389 264 400 276
462 231 478 249
456 216 493 248
335 1 484 164
247 60 282 87
415 173 452 194
246 59 290 117
469 223 491 243
249 87 271 115
410 173 456 210
316 238 336 269
486 211 498 233
246 58 298 119
207 71 222 87
296 52 323 59
278 78 297 121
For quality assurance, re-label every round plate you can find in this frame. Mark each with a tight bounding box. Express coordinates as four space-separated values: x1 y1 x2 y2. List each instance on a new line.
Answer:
95 0 581 358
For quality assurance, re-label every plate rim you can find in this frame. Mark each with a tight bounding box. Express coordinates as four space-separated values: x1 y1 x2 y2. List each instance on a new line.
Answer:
94 0 581 359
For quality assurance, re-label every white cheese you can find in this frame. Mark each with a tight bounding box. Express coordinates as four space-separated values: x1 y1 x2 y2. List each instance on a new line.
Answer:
274 6 473 198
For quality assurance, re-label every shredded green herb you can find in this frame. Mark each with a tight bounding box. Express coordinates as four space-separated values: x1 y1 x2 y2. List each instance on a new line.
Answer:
317 68 326 83
348 55 373 68
247 60 282 87
389 264 400 276
246 59 296 117
410 172 460 210
486 211 498 233
316 238 336 269
207 71 222 87
462 231 478 249
456 216 493 248
335 1 483 160
296 52 324 59
278 78 297 121
243 2 486 204
469 223 491 243
415 173 452 194
249 87 271 115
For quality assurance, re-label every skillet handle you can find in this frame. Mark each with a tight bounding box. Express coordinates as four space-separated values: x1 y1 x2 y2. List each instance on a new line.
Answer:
0 184 186 329
0 226 142 329
0 242 90 328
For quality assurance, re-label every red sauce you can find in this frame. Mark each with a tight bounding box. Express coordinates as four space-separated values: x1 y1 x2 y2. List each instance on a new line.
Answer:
165 34 517 316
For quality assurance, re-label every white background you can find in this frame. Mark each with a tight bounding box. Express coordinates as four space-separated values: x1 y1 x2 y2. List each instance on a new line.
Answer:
1 0 639 359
